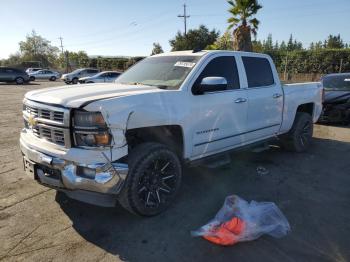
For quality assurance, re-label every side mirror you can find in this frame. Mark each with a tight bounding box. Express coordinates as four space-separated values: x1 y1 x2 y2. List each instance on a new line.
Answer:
195 77 228 94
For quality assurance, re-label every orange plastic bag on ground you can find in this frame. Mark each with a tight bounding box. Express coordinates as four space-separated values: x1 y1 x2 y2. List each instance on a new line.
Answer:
191 195 290 246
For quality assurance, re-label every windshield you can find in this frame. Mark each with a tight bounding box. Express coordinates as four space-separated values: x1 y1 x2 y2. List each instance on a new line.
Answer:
115 55 202 89
93 72 106 77
322 74 350 90
71 69 84 74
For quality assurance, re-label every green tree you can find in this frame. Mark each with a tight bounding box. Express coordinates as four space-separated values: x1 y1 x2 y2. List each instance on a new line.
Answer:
287 34 294 51
151 43 164 55
325 34 344 49
280 41 287 51
1 53 22 66
207 31 234 50
58 50 89 70
169 25 219 51
315 41 323 49
19 30 59 67
286 34 303 51
227 0 262 52
252 40 263 52
263 34 273 51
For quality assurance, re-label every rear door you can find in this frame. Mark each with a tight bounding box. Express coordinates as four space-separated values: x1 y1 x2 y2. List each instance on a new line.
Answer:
241 56 283 141
190 55 249 158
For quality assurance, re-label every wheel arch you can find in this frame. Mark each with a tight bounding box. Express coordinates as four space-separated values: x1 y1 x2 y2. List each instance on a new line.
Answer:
125 125 185 159
296 103 314 117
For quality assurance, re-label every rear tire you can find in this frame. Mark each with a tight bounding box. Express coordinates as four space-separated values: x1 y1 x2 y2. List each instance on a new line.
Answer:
118 142 182 216
281 112 313 152
72 78 78 84
15 77 24 85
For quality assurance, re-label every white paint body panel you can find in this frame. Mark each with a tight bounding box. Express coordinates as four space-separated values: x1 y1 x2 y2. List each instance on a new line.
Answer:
23 51 323 164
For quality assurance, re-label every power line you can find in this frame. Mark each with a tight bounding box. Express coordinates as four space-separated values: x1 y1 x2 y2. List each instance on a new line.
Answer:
65 10 174 48
178 4 190 36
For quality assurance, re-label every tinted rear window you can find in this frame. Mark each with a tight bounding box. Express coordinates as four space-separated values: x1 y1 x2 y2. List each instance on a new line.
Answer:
322 74 350 90
242 57 274 87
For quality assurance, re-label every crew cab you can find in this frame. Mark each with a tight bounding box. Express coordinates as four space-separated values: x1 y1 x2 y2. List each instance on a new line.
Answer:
20 51 323 216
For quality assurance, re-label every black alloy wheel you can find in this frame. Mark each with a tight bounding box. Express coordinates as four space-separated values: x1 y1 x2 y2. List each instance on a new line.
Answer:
118 142 182 216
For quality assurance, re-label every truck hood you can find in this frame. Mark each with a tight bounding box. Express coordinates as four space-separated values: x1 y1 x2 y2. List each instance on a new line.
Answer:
25 83 162 108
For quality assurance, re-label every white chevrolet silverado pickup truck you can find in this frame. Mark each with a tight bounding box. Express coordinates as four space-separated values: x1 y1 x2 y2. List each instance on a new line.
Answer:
20 50 323 216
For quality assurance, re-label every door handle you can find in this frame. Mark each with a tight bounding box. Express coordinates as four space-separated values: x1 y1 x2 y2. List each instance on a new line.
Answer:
234 98 247 103
273 93 283 98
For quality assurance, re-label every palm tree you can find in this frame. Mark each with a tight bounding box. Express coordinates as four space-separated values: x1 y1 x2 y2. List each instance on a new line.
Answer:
227 0 262 52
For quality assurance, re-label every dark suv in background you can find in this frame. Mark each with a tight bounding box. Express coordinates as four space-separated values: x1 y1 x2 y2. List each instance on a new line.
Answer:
0 67 30 84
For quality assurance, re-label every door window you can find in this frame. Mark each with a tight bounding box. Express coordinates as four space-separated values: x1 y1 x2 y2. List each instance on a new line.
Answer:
193 56 240 93
110 72 120 78
242 57 274 88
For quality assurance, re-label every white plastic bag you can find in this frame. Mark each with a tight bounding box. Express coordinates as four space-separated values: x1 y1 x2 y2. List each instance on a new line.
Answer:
191 195 291 246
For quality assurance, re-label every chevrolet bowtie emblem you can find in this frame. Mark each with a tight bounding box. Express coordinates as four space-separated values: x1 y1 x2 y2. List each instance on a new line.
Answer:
28 115 38 126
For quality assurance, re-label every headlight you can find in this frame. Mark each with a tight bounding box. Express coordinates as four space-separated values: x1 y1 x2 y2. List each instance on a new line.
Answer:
73 110 112 147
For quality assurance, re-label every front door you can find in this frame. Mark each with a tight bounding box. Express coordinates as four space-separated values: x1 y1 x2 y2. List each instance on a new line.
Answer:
190 55 249 158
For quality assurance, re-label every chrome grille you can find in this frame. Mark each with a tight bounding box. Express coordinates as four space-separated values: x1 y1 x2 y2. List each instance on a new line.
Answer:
23 99 70 147
24 104 65 124
31 125 66 146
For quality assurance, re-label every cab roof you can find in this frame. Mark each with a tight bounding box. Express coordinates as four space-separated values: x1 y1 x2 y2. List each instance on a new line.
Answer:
154 50 268 57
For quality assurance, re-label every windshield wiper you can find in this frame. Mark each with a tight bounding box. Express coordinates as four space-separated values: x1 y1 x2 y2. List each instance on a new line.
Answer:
120 82 147 86
119 82 169 89
142 83 169 89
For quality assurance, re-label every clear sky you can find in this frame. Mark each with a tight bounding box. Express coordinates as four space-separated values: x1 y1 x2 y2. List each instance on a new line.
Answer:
0 0 349 59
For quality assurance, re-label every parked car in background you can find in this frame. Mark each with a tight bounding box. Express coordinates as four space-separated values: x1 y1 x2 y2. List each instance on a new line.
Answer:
29 69 61 81
0 67 30 84
78 71 121 84
318 73 350 125
61 68 99 84
26 68 42 74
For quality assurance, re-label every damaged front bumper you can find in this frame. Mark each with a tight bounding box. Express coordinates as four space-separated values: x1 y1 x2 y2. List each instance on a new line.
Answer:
20 136 128 205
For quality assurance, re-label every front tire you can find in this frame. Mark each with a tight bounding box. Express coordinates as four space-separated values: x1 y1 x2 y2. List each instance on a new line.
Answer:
118 142 182 216
29 76 35 81
50 76 57 81
72 78 78 84
281 112 313 152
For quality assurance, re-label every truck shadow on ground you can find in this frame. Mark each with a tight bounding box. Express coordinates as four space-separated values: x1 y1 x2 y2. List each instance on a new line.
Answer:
56 137 350 262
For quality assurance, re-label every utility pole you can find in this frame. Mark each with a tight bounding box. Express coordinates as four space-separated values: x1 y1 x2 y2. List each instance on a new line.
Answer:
58 36 64 55
178 4 190 36
58 36 69 73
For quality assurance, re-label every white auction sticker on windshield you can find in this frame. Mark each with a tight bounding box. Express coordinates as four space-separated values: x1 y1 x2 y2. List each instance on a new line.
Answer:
174 61 196 68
